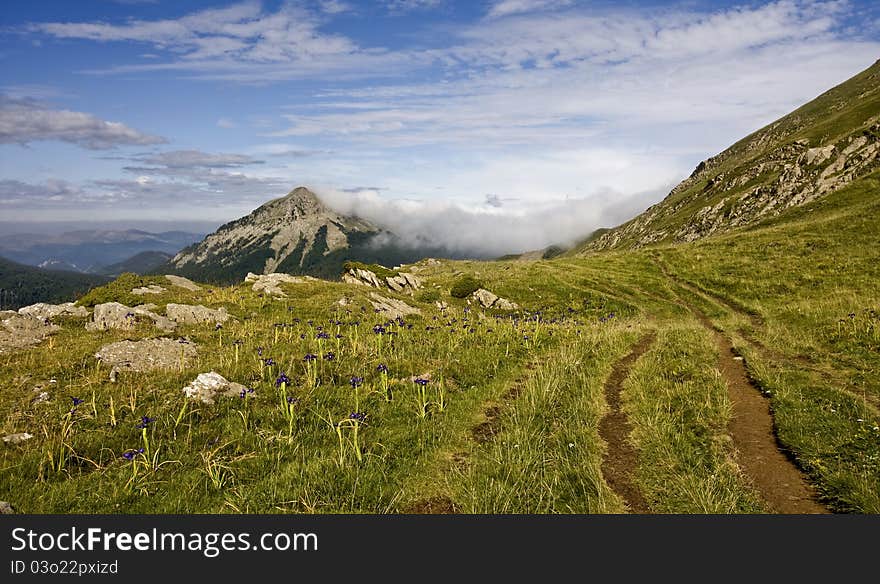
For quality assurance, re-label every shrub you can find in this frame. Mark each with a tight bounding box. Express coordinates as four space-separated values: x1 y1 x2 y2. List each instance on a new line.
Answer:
450 275 481 299
415 288 441 303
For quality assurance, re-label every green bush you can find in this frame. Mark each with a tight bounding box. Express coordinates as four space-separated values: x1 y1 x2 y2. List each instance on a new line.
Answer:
415 288 441 303
450 275 481 298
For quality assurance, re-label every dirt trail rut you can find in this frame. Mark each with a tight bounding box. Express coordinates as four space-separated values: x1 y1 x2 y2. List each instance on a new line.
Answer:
599 332 656 513
692 308 828 513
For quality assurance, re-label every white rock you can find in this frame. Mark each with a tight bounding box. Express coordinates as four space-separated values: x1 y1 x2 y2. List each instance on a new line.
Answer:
18 302 88 320
3 432 33 445
164 275 202 291
183 372 247 405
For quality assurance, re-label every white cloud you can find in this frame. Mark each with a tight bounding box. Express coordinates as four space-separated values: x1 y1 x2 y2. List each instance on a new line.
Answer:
486 0 574 19
0 95 166 149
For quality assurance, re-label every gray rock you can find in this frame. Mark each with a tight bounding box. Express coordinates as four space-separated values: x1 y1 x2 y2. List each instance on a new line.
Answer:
471 288 519 310
368 293 421 319
86 302 176 333
96 337 198 376
473 288 499 308
131 285 166 295
0 501 13 514
18 302 89 320
0 313 60 354
245 272 310 297
183 372 247 405
164 274 202 291
400 272 422 289
166 303 233 325
386 276 405 292
3 432 33 445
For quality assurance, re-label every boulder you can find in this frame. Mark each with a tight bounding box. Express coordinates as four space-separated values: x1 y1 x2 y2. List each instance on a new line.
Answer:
86 302 176 333
131 285 166 295
401 273 422 289
369 292 421 319
245 272 310 297
0 502 13 514
18 302 89 320
166 303 233 325
95 337 198 378
386 276 405 292
3 432 33 445
471 288 519 311
0 313 60 353
183 372 247 405
473 288 499 308
164 274 202 291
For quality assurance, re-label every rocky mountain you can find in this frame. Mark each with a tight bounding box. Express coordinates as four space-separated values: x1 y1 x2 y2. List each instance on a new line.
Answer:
576 59 880 253
166 187 431 284
0 256 110 310
0 229 204 273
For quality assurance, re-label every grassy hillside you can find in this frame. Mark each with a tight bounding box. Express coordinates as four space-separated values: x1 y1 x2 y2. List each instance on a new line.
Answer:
1 170 877 513
575 59 880 252
0 256 110 310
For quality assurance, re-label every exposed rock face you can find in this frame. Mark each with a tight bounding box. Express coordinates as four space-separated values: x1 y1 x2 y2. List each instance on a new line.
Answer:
582 61 880 252
96 337 197 377
86 302 176 333
165 304 233 325
18 302 89 320
131 285 166 295
0 313 59 353
170 187 381 281
343 266 423 293
244 272 312 297
164 274 202 291
3 432 33 445
368 292 421 319
183 372 247 405
471 288 519 310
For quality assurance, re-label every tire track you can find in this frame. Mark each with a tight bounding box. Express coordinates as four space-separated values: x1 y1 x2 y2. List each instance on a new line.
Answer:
599 332 656 513
690 307 828 513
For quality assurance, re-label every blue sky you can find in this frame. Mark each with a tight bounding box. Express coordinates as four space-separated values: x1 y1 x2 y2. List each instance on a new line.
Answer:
1 0 879 254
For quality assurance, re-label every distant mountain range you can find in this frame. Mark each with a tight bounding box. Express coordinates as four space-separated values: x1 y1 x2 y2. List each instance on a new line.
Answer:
0 256 110 310
0 229 205 274
164 186 446 284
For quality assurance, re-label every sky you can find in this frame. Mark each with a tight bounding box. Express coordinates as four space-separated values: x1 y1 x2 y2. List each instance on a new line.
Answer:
1 0 879 255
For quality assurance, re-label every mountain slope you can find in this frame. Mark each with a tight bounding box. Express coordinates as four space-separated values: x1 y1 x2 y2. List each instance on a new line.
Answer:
576 59 880 253
166 187 405 284
0 256 110 310
96 250 173 276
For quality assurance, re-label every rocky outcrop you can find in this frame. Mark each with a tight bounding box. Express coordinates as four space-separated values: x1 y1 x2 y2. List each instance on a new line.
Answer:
96 337 198 379
343 267 423 293
471 288 519 310
0 502 14 514
164 274 202 291
18 302 89 320
0 313 59 353
131 285 166 295
165 304 233 325
86 302 176 333
368 292 421 319
183 372 247 405
244 271 313 297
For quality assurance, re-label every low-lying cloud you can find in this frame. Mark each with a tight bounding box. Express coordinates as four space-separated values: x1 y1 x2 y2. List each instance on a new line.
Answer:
316 185 670 258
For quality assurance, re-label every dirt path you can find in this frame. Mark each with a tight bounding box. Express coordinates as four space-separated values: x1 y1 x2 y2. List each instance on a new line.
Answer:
690 305 828 513
599 332 656 513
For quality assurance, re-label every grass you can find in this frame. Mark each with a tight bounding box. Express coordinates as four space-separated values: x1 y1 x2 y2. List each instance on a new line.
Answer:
1 170 879 514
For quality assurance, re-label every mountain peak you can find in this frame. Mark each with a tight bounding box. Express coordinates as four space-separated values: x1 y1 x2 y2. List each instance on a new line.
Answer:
168 185 382 282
